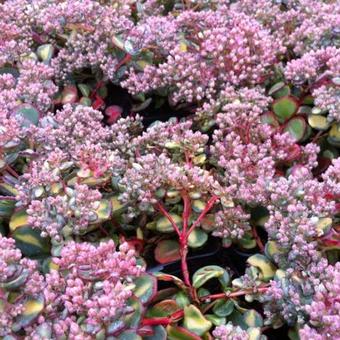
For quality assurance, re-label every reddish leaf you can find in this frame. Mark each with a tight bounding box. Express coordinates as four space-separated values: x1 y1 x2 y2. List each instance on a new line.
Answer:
155 240 180 264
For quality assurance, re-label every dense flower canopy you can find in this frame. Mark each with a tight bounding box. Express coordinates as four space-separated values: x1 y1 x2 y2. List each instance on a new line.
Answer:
0 0 339 339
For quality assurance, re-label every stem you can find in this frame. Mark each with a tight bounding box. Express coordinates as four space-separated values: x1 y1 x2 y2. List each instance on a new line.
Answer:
0 196 16 200
141 309 184 326
187 195 218 238
181 191 191 234
5 165 19 178
141 317 171 326
252 226 265 252
155 201 181 237
200 286 269 302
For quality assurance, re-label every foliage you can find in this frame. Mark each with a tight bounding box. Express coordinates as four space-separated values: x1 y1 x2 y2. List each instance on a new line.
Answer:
0 0 339 339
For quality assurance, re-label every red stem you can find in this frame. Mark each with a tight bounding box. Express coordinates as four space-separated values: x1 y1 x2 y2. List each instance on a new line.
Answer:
186 195 218 238
155 201 181 237
5 165 19 178
141 309 184 326
200 286 269 301
141 317 171 326
252 226 265 252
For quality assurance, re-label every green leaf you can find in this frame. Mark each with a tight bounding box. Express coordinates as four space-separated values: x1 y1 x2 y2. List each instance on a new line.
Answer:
192 200 205 213
145 326 167 340
93 199 112 222
212 299 234 317
272 96 299 123
192 265 230 289
205 314 226 326
308 115 330 131
316 217 332 237
155 239 180 264
200 214 216 232
123 296 142 329
188 229 208 248
61 85 78 104
243 310 263 328
265 241 282 261
283 117 306 141
183 305 212 336
268 82 285 96
13 226 50 258
15 295 44 328
167 325 201 340
146 299 181 318
328 123 340 147
15 104 39 126
9 210 29 232
134 274 157 304
247 254 276 282
37 44 54 62
260 112 279 127
117 330 142 340
175 291 190 308
156 214 182 233
0 199 15 218
78 83 91 97
247 327 263 340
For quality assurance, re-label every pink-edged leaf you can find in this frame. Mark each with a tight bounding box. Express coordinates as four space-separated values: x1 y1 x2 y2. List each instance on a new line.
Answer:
155 240 180 264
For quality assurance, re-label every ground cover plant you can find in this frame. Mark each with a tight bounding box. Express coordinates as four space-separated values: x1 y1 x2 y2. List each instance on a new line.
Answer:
0 0 339 339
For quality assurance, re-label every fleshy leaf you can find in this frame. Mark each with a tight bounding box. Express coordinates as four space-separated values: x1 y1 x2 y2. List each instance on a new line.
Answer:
166 325 201 340
13 226 50 258
93 199 112 222
188 228 208 248
144 326 167 340
243 309 264 328
283 117 306 141
272 96 299 123
156 214 182 233
9 210 29 232
183 305 212 336
247 254 276 281
134 274 157 305
308 115 330 131
146 300 181 318
15 104 39 126
154 239 180 264
37 44 54 62
212 299 234 317
15 295 44 328
123 296 142 329
192 265 230 289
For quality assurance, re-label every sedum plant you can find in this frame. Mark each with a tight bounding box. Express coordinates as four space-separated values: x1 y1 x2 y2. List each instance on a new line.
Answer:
0 0 339 339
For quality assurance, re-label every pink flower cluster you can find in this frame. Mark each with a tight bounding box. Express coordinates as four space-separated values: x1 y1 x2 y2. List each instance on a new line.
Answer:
285 47 340 121
0 236 144 339
213 322 249 340
123 8 283 103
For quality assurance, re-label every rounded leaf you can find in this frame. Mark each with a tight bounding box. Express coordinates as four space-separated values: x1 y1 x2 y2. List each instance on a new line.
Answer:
183 305 212 336
308 115 330 131
188 229 208 248
192 265 230 289
212 299 234 317
243 309 263 328
15 296 44 328
283 117 306 141
15 105 39 126
247 254 276 282
134 274 157 305
155 240 180 264
156 214 182 233
166 325 201 340
272 96 299 123
13 226 50 258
